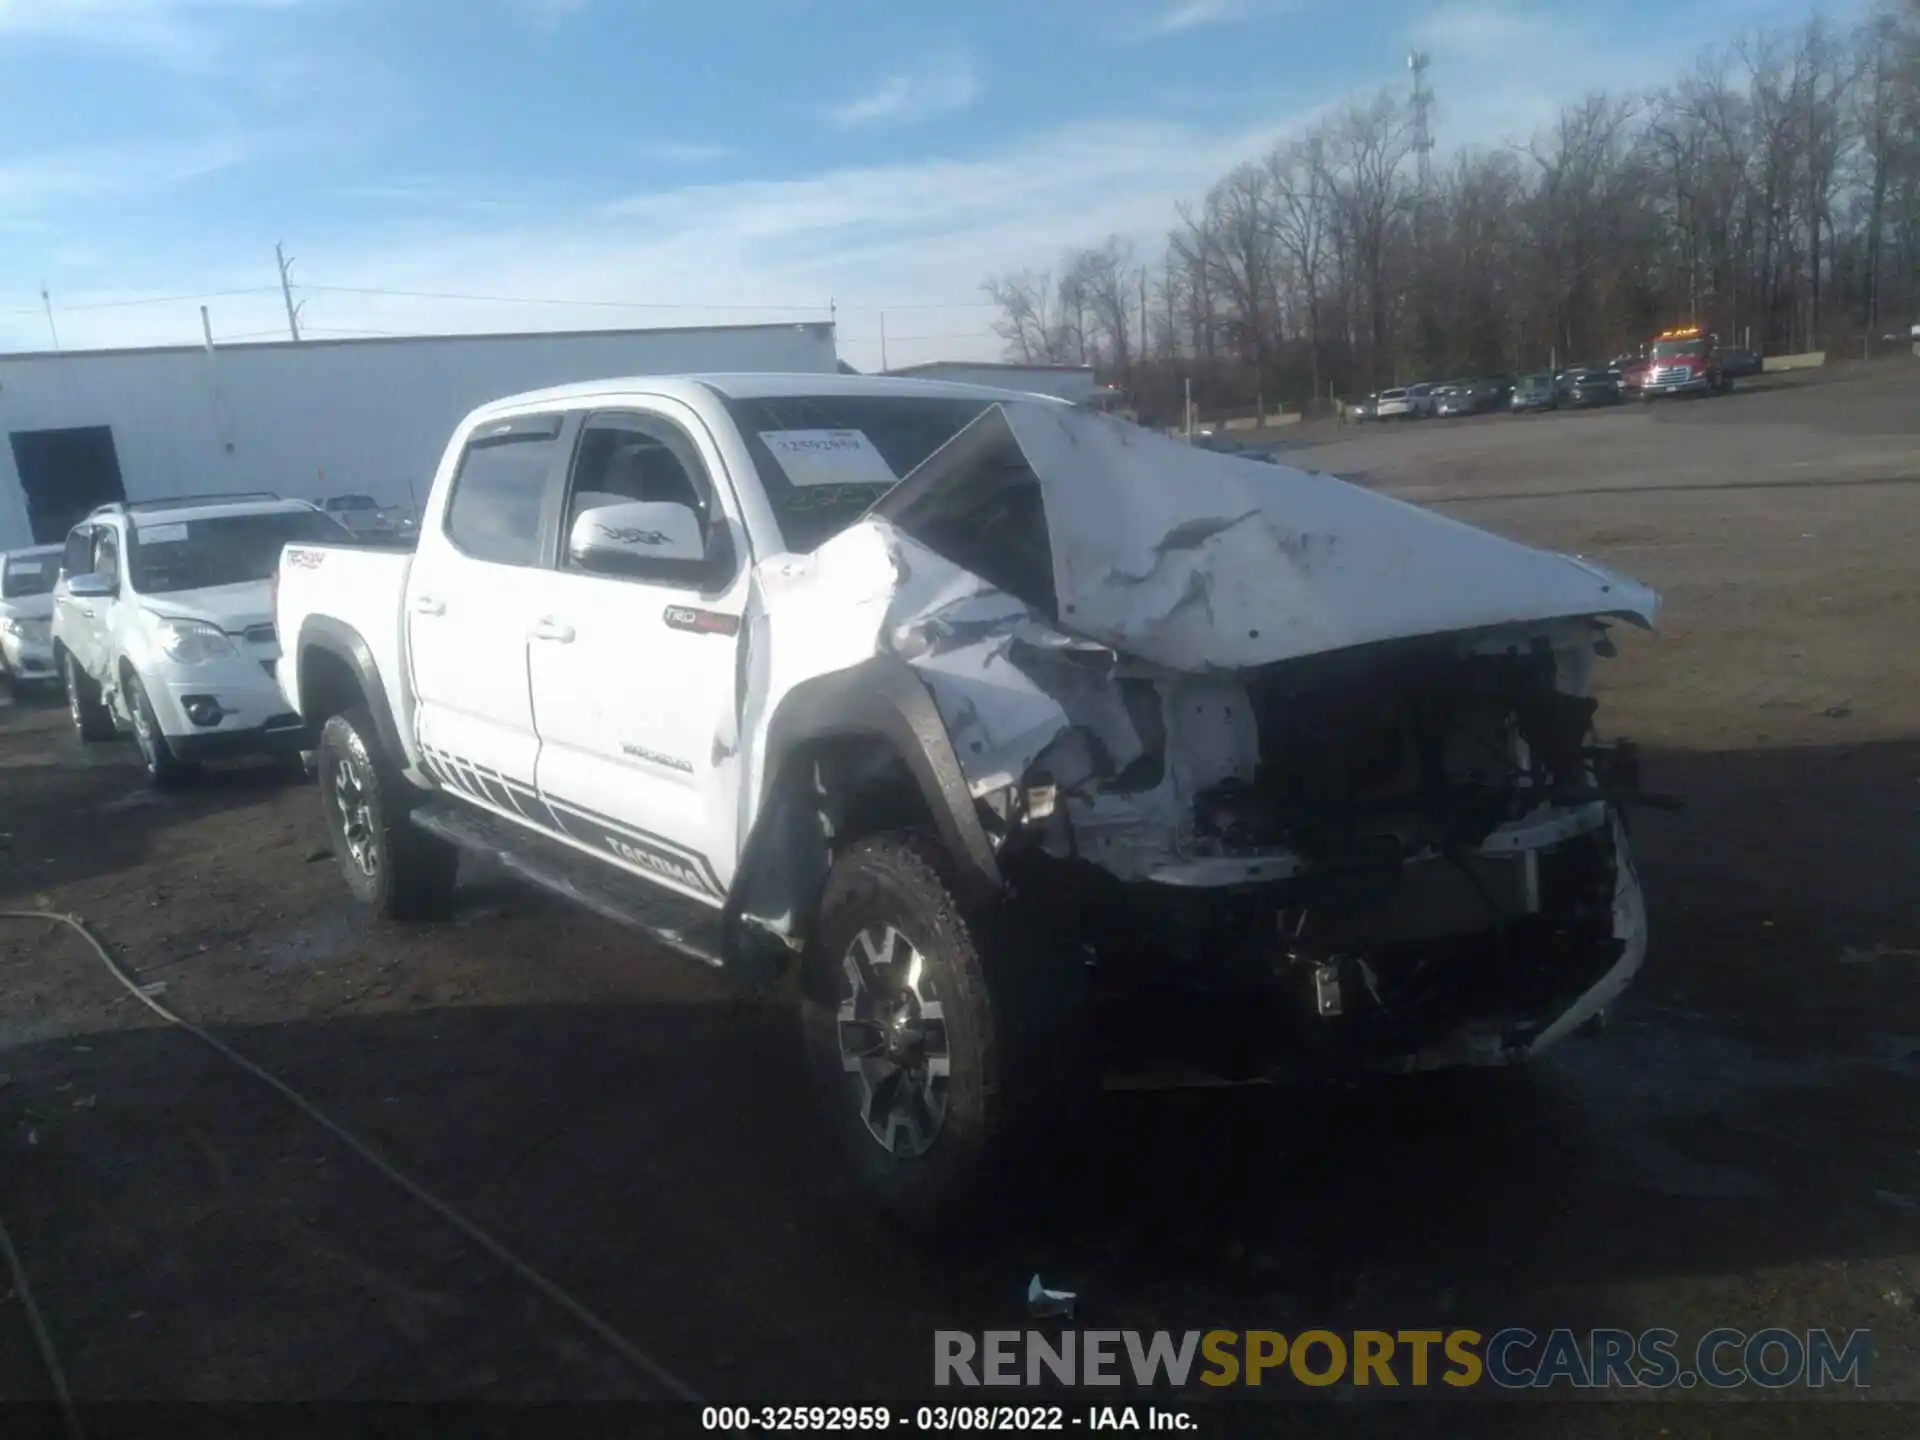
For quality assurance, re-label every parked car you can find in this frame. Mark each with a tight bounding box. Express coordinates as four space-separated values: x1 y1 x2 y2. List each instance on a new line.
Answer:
51 494 354 784
1374 387 1413 419
1432 384 1468 417
1720 348 1763 379
0 543 64 692
1348 395 1378 422
1510 374 1559 412
1406 381 1440 418
1562 368 1623 408
275 373 1659 1231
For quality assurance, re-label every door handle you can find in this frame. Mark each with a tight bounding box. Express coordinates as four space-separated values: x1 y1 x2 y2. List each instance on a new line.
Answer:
411 594 446 616
530 617 575 644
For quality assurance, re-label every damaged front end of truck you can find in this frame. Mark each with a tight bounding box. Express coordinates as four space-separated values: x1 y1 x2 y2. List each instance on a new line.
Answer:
760 401 1661 1084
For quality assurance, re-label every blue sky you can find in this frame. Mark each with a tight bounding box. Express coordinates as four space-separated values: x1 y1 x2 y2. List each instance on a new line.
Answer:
0 0 1868 369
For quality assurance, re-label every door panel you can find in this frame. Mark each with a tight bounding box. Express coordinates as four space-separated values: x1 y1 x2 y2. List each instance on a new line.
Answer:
406 414 568 805
529 406 747 904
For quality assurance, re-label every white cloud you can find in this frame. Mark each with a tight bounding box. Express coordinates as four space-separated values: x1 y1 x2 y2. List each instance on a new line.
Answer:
634 140 738 165
829 51 979 129
503 0 589 30
0 135 260 218
1132 0 1266 38
0 0 303 63
0 112 1307 366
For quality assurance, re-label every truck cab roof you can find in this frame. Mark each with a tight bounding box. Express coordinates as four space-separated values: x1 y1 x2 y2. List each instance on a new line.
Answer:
465 371 1073 424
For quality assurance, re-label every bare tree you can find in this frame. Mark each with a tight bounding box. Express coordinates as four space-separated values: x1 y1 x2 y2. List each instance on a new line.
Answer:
983 3 1918 421
1064 237 1139 376
982 270 1064 363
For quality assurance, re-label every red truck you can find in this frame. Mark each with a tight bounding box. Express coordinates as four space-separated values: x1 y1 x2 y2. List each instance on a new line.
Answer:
1631 325 1732 399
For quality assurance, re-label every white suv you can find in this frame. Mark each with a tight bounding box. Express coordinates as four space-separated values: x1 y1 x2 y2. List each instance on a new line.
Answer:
51 494 353 784
1 543 64 693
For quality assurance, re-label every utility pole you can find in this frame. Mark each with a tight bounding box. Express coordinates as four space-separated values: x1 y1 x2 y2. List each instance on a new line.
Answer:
39 286 60 351
275 242 305 342
1138 267 1148 370
879 311 889 373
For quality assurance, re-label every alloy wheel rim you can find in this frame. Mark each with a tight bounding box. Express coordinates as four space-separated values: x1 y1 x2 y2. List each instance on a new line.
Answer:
836 924 950 1158
330 755 378 877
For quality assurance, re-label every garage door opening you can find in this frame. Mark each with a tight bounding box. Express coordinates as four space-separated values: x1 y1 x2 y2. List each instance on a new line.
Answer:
9 426 126 543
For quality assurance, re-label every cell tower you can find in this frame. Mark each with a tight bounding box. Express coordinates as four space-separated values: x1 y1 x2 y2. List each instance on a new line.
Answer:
1408 50 1435 195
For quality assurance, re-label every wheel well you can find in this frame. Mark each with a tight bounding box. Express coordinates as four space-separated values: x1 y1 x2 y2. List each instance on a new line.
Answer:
722 733 944 984
810 735 939 847
299 645 367 728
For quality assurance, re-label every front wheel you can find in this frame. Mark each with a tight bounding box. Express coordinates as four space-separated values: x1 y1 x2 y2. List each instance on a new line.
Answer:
125 671 194 788
799 832 1092 1235
316 707 457 920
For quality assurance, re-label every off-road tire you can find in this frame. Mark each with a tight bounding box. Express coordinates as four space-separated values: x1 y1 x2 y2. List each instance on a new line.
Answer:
63 652 118 742
125 670 194 788
800 831 1092 1236
317 706 458 921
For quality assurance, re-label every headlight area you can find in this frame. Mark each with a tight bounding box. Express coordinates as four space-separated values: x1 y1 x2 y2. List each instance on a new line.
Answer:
152 617 237 665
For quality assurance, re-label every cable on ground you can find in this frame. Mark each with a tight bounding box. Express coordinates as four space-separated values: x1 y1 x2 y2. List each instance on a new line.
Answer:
0 908 703 1405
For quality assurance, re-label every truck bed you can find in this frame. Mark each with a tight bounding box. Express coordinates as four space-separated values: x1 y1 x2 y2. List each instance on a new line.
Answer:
275 541 414 759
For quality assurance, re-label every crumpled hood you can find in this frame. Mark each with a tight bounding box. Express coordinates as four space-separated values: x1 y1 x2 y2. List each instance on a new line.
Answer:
875 403 1659 672
142 579 273 634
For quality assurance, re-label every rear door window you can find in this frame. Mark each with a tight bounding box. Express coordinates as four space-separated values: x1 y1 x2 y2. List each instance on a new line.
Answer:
444 416 565 566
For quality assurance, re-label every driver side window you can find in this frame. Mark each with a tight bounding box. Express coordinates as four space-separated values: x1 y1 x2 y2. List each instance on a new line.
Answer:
91 527 121 582
61 527 92 581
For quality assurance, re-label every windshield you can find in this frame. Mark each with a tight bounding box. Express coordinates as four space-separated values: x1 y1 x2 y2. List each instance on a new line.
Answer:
328 495 377 510
2 554 59 598
1381 389 1408 400
129 511 352 594
1652 339 1705 361
715 393 997 553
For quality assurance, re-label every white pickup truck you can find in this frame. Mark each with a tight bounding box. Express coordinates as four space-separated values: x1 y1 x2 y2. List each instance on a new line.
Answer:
275 372 1663 1228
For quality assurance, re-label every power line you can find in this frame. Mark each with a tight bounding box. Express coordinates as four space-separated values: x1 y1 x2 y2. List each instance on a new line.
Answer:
302 283 829 313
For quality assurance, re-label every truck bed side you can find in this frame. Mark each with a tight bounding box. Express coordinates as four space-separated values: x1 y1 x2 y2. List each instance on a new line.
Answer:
275 542 420 771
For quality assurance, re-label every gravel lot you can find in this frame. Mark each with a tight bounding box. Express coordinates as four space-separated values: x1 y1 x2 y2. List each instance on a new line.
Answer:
2 361 1917 1427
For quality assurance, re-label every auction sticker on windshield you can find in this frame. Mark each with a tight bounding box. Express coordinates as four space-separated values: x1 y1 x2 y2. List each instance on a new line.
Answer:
136 523 190 543
758 430 898 488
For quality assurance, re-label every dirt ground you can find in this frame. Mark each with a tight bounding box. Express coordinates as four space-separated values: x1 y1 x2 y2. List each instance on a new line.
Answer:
2 361 1918 1425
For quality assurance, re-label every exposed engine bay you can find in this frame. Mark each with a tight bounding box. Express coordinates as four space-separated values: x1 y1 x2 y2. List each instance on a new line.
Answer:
993 626 1649 1079
752 399 1662 1079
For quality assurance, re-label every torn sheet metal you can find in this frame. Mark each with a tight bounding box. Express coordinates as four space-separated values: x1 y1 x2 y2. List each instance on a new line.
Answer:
877 403 1660 674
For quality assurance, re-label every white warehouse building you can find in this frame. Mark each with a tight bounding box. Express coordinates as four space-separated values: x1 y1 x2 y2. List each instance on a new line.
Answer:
0 321 840 552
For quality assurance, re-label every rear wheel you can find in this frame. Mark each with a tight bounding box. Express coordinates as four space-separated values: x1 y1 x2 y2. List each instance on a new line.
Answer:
317 706 457 920
64 653 117 742
800 832 1092 1235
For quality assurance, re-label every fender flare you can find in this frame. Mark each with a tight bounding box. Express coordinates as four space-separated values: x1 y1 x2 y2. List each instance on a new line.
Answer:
294 615 407 763
731 654 1003 922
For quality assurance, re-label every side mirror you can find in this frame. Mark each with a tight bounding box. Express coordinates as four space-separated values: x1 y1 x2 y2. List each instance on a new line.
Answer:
65 572 116 599
567 500 722 581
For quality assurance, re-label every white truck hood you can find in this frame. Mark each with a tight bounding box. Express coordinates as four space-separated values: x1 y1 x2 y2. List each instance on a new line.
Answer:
141 579 274 634
872 402 1657 671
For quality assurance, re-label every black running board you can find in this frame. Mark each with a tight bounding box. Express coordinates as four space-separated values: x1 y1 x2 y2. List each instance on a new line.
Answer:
410 797 726 968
